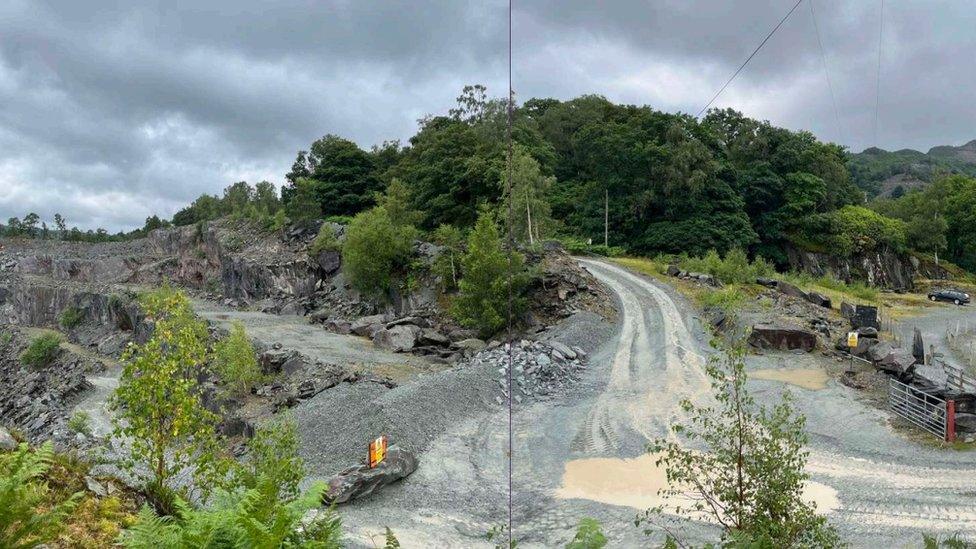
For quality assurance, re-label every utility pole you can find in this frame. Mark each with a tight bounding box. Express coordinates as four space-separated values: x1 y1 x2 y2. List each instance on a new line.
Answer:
604 188 609 248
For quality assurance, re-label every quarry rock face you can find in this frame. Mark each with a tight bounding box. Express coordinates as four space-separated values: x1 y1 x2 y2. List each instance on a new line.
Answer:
323 446 418 504
785 245 950 290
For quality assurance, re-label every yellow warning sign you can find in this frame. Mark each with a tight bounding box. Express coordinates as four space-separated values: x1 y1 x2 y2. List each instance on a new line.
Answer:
847 331 859 349
368 435 388 469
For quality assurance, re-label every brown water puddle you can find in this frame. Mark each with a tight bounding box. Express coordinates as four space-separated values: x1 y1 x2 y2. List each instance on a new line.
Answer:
556 453 839 514
751 367 829 390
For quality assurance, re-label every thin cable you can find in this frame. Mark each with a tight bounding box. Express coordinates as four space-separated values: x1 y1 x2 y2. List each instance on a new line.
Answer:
809 0 844 144
873 0 884 146
696 0 804 118
506 0 514 545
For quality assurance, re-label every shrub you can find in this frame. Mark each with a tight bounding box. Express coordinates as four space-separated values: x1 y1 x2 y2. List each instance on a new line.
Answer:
698 286 747 312
212 321 262 396
68 411 93 437
59 306 85 329
0 442 82 547
566 518 607 548
642 344 840 547
233 414 304 503
342 206 417 297
121 414 342 548
452 209 531 337
675 249 774 285
310 223 340 256
20 332 62 368
794 206 907 257
431 224 465 291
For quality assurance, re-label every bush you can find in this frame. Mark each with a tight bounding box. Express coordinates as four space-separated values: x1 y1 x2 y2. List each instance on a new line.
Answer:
642 344 840 547
794 205 907 257
233 414 304 503
0 442 82 547
310 223 340 256
121 414 341 548
59 306 85 329
673 249 774 285
212 321 262 396
558 236 624 257
68 411 93 437
342 206 417 297
566 518 607 548
452 209 531 337
20 332 62 368
698 286 747 312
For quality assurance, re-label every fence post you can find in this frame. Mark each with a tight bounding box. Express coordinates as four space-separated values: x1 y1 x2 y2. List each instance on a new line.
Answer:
947 400 957 443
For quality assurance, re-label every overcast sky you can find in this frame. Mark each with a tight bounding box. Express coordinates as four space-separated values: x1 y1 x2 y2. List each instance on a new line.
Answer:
1 1 973 231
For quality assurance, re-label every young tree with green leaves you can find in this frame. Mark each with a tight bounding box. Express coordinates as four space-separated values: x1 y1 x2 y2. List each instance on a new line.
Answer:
110 285 225 512
642 343 839 547
502 146 555 245
374 178 423 227
212 321 262 396
341 206 417 297
431 224 465 290
452 209 530 337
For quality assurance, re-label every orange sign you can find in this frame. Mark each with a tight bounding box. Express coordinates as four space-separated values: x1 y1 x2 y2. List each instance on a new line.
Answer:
368 435 388 468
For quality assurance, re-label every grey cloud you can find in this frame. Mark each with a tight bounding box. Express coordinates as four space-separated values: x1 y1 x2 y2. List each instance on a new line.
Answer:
0 0 973 231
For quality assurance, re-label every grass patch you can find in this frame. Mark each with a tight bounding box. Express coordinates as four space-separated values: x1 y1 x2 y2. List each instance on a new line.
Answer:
20 332 63 368
59 306 85 329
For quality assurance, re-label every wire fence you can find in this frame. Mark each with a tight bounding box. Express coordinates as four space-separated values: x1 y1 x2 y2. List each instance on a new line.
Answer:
946 319 976 368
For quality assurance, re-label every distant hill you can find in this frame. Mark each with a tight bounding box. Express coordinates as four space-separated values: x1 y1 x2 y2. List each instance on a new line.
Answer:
849 139 976 198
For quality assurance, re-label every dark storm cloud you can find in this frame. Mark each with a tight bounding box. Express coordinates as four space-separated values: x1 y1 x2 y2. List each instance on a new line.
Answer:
0 0 972 230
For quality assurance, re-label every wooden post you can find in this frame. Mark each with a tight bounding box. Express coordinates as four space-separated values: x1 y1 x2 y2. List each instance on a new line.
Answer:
947 400 956 443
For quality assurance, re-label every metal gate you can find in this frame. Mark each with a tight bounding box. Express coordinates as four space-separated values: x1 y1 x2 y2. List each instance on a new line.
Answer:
888 378 955 441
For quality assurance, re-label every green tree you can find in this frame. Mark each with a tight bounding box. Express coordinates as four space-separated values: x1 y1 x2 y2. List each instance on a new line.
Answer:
374 178 422 227
284 178 322 222
642 344 839 547
253 181 281 215
212 321 262 396
502 146 555 245
110 286 224 512
452 209 529 337
284 135 380 217
342 206 417 297
431 224 465 290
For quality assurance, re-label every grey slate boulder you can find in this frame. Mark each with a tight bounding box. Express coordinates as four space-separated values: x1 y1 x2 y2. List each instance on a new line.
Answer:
323 446 418 504
747 325 817 352
372 325 421 352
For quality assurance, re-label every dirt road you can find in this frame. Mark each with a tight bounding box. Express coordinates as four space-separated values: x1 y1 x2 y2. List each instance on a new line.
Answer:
209 261 976 546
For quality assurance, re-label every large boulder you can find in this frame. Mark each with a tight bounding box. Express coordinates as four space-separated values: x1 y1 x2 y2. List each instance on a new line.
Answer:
851 305 879 330
550 341 577 360
775 281 808 300
806 291 832 309
954 413 976 434
867 341 895 363
454 338 487 353
314 250 341 275
840 301 856 319
372 325 421 352
323 447 418 504
351 314 388 337
418 329 450 346
747 325 817 352
875 350 916 376
912 328 925 364
0 426 15 451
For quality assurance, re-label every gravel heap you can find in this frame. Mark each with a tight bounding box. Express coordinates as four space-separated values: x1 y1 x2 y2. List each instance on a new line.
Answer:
472 339 588 405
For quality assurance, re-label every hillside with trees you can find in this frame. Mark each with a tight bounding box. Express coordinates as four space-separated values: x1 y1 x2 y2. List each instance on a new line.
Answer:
6 86 976 283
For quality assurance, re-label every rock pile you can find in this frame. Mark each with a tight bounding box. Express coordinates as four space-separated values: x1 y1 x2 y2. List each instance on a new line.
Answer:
467 339 587 404
0 327 97 440
665 265 721 287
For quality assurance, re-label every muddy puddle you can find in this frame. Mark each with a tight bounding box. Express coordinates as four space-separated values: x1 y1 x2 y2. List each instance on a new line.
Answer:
556 453 838 514
751 367 829 390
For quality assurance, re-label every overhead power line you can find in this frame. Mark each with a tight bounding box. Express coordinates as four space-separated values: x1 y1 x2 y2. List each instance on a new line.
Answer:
809 0 845 144
696 0 805 118
873 0 885 146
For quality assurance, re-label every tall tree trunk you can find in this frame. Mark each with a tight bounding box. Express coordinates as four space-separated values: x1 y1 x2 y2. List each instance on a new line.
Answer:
525 190 534 246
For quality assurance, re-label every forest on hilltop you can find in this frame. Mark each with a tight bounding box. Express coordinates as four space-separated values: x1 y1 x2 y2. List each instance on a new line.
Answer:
7 86 976 273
